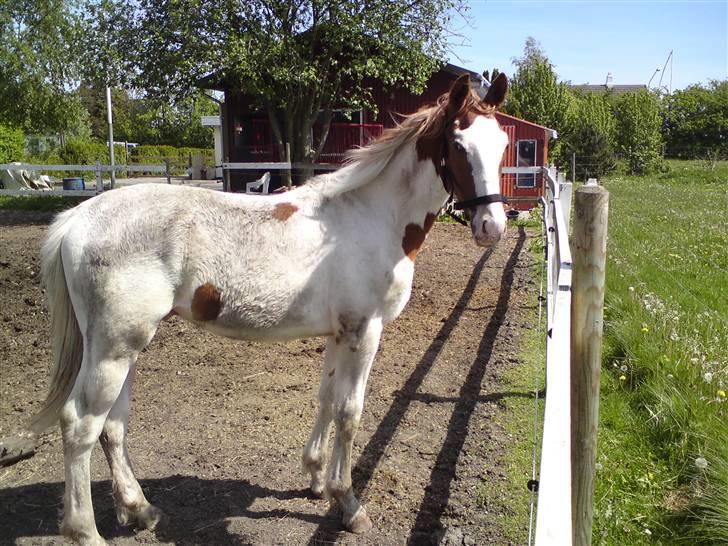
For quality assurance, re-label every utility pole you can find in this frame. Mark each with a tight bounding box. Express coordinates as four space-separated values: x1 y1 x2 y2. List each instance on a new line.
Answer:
106 86 116 189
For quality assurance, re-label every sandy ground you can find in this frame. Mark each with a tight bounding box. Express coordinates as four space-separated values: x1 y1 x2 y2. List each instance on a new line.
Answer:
0 208 537 546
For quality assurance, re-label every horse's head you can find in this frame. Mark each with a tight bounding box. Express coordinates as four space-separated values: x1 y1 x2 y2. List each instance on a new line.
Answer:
439 73 509 247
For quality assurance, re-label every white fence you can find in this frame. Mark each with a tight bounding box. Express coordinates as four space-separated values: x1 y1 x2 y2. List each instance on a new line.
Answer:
535 167 574 545
511 166 607 546
0 162 170 197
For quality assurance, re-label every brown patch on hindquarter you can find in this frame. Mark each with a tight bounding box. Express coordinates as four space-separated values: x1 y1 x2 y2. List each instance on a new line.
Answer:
402 213 437 261
191 283 222 321
272 202 298 221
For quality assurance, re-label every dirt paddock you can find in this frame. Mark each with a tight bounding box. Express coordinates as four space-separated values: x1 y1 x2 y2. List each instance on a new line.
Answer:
0 210 536 545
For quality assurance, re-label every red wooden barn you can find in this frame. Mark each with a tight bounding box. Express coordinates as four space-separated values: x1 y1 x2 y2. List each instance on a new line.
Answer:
206 63 555 207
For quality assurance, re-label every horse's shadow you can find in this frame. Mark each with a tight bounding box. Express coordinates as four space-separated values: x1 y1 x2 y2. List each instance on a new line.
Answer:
0 475 329 545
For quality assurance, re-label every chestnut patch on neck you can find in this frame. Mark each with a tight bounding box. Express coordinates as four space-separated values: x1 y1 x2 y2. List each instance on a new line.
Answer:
402 213 437 261
272 202 298 221
191 283 222 321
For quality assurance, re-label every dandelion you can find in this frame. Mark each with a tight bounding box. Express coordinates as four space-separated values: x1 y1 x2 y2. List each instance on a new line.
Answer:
628 286 635 292
695 457 709 470
641 326 649 333
619 375 627 381
718 390 726 399
620 364 628 372
704 372 714 384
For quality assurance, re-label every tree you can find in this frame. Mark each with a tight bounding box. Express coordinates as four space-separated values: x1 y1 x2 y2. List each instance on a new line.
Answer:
662 81 728 159
562 93 617 180
614 91 663 175
0 0 88 139
86 0 466 176
504 37 574 163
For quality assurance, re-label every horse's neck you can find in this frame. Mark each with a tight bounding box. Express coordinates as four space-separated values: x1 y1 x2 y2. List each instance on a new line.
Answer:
348 142 447 231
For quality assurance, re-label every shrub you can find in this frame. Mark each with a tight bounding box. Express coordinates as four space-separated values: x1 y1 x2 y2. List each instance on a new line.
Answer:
560 93 617 180
614 91 663 175
59 139 127 166
0 124 25 163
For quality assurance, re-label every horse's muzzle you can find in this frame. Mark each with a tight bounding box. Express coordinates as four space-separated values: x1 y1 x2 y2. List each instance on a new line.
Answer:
471 207 506 247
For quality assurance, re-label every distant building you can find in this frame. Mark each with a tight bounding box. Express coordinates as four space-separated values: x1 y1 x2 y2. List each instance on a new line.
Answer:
571 72 647 95
200 63 555 208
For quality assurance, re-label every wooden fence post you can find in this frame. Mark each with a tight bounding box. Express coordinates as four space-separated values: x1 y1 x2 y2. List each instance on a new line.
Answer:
571 184 609 546
165 159 171 185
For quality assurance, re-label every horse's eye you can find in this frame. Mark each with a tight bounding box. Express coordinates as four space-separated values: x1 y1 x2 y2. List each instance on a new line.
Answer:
453 141 465 153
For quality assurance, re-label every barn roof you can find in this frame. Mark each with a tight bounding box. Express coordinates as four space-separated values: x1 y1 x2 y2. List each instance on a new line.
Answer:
495 112 558 139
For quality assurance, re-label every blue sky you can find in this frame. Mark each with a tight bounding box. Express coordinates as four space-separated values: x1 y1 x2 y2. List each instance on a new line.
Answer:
447 0 727 90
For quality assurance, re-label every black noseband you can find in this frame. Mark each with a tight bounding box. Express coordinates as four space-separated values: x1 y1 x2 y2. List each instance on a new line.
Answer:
452 193 508 210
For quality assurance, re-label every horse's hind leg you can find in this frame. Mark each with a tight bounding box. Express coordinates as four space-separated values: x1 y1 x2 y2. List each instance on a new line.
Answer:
61 297 167 544
100 367 164 530
59 345 138 546
325 317 382 534
302 337 337 496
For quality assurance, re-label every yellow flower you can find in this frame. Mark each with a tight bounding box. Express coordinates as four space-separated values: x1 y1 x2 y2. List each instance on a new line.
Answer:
718 390 726 399
641 327 649 333
620 375 627 381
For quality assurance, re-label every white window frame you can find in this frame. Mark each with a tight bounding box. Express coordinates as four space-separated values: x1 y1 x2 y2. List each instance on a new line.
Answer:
516 139 538 188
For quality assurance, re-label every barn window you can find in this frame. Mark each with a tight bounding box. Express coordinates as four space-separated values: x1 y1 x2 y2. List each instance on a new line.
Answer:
516 140 537 188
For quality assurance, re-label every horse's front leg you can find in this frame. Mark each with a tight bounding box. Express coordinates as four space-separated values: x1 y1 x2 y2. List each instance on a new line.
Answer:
325 316 383 534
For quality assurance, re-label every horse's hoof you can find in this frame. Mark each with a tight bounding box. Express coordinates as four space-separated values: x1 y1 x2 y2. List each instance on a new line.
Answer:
137 504 166 530
345 508 373 534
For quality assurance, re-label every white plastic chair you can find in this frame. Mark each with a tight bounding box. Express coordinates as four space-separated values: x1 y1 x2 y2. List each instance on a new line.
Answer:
245 172 271 194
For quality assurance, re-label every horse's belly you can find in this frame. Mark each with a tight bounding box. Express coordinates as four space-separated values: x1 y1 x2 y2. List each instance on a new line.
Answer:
197 320 332 342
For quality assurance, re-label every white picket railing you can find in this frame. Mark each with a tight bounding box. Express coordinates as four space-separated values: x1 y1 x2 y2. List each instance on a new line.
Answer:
0 162 169 196
535 167 574 545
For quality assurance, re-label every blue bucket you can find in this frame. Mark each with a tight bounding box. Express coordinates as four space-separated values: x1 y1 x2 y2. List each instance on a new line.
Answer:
62 177 85 191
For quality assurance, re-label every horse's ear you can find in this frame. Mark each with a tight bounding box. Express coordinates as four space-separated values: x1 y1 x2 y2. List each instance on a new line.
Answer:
484 73 508 108
447 74 472 114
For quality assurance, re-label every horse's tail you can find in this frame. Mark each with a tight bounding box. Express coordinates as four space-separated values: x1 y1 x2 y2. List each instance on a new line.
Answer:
29 208 84 434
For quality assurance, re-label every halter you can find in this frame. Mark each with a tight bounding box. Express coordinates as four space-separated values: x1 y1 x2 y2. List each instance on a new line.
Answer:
439 117 507 225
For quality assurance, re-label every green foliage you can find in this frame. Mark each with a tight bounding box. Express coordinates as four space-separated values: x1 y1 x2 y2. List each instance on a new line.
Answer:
86 0 466 165
130 145 213 163
663 81 728 160
596 161 728 543
77 85 218 147
560 93 616 180
0 123 25 163
0 0 89 136
59 139 127 166
504 37 574 153
614 91 663 175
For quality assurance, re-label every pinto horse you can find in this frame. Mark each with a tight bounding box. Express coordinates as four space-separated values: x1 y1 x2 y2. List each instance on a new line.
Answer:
29 73 509 545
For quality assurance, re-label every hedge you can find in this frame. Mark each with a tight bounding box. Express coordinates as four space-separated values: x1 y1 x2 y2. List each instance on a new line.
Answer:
0 124 25 164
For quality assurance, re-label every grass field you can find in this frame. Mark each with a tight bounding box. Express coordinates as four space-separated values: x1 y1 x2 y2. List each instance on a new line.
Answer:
595 160 728 544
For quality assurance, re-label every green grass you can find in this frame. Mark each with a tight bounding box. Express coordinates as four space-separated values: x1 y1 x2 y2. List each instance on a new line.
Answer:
477 225 545 543
594 160 728 544
0 195 86 212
